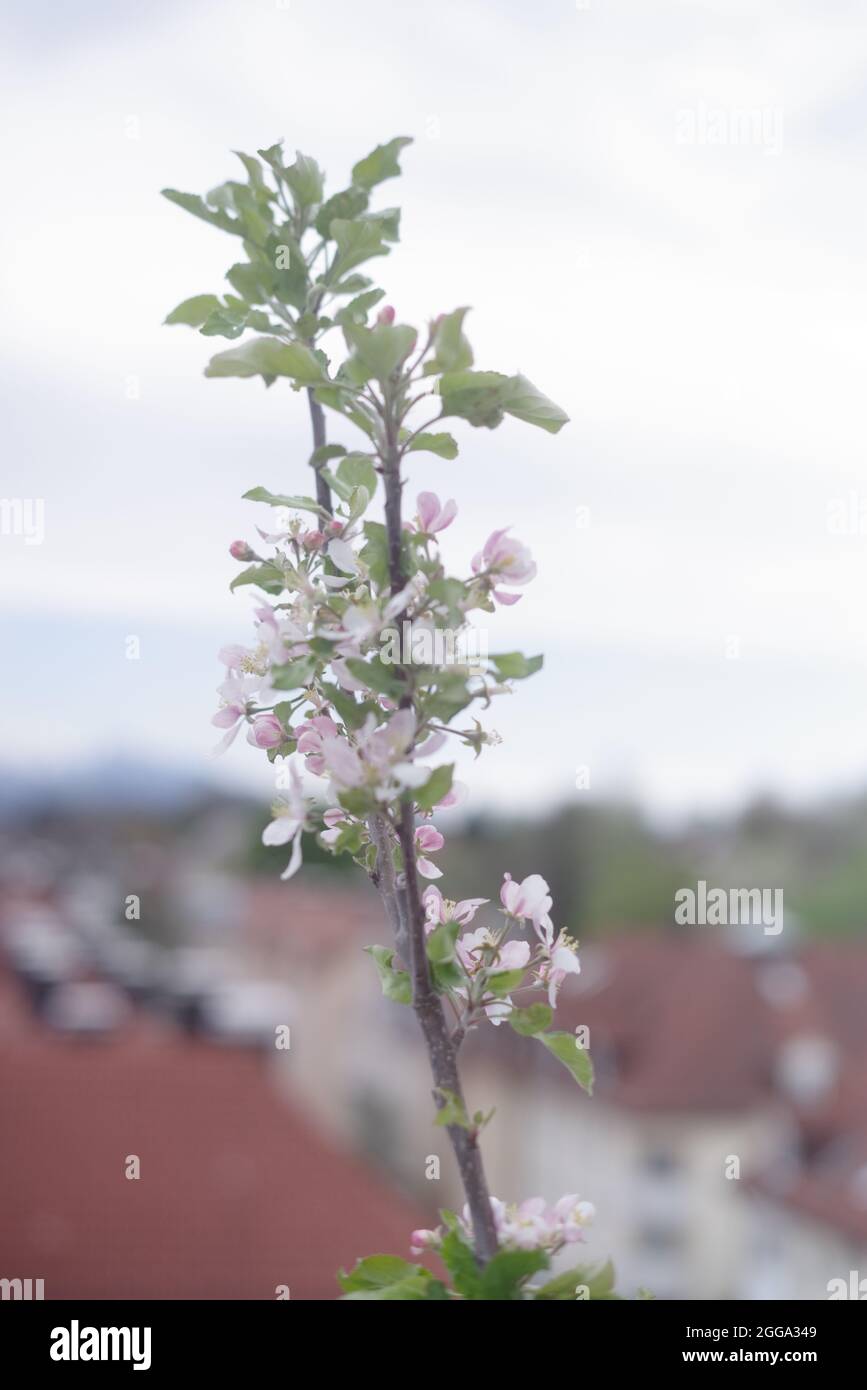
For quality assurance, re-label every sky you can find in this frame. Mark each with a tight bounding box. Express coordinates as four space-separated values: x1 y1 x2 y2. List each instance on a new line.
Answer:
3 0 867 820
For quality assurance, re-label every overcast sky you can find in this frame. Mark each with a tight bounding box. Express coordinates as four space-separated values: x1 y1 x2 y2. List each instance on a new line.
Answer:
3 0 867 820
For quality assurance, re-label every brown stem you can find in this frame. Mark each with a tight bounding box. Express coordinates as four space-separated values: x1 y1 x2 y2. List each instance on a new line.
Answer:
306 386 332 515
377 419 499 1266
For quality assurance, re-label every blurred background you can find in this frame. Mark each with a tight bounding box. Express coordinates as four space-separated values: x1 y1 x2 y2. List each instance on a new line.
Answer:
3 0 867 1299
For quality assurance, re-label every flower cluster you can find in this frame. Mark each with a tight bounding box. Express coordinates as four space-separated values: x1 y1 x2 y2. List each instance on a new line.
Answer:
411 1192 595 1258
211 473 540 890
422 870 580 1023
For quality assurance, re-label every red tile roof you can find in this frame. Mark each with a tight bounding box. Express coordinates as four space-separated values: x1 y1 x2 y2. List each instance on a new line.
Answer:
0 969 432 1300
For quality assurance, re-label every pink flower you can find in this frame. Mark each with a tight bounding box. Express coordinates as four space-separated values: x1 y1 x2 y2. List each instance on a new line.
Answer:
229 539 256 561
472 528 537 598
296 715 340 776
456 928 530 977
211 674 266 754
377 305 396 325
320 807 349 847
553 1194 595 1243
538 930 581 1006
246 713 285 749
500 873 553 935
409 1227 438 1256
415 824 444 879
422 885 488 933
416 492 457 535
261 765 308 880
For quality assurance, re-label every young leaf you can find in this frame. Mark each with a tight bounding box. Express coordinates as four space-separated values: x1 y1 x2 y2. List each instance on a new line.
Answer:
329 218 389 279
508 1003 553 1036
343 321 416 383
337 454 378 497
502 373 569 434
205 337 327 385
405 431 459 460
478 1247 550 1300
430 307 474 372
364 946 412 1005
434 1087 471 1130
536 1031 594 1093
338 1254 442 1299
161 188 240 235
229 562 284 595
351 136 413 191
533 1259 617 1301
491 652 544 680
414 764 454 812
164 294 222 327
439 1229 482 1299
242 486 324 514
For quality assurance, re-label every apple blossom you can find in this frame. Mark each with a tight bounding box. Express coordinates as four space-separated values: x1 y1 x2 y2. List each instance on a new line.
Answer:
261 765 310 881
500 871 554 935
422 884 489 931
165 134 606 1294
415 491 457 535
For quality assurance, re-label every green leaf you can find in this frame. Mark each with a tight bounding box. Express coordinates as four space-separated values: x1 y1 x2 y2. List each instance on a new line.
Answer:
205 337 327 385
486 968 526 996
164 293 222 327
364 946 412 1005
426 921 459 967
433 1087 471 1130
440 1229 482 1298
315 185 370 238
405 431 459 460
430 307 474 372
343 321 416 384
333 288 386 327
233 150 268 192
337 453 378 498
491 652 544 680
502 373 569 434
270 655 318 690
199 306 248 339
338 1254 438 1299
508 1003 553 1036
161 188 240 235
364 206 401 243
242 486 324 514
310 444 347 468
534 1259 617 1301
479 1248 550 1300
256 142 286 175
438 369 511 429
337 786 375 817
359 520 390 589
283 151 324 207
414 763 454 812
345 657 405 698
225 261 270 305
229 562 284 595
537 1031 594 1093
329 218 389 279
351 136 413 191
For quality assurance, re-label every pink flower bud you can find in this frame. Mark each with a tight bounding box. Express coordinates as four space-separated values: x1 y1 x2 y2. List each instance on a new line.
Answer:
302 529 326 550
377 305 396 325
327 519 344 536
247 714 285 749
230 540 256 562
